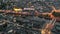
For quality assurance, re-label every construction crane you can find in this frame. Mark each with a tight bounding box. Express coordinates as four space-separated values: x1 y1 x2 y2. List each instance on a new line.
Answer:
41 18 56 34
